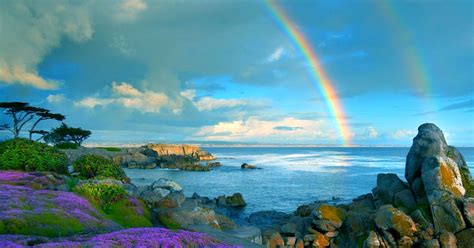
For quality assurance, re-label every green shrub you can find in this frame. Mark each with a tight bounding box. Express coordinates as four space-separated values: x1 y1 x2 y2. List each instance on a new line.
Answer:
74 182 152 227
55 142 79 149
0 138 68 174
73 155 128 182
74 182 127 211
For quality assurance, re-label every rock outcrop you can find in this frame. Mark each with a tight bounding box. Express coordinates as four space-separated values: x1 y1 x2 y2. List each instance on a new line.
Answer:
258 123 473 248
146 144 216 161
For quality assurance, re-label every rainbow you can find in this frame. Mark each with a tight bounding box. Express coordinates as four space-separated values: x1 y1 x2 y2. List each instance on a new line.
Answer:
376 1 431 96
264 0 352 145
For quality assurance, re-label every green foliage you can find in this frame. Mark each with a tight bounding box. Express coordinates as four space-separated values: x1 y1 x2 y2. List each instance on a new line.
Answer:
55 142 79 149
75 182 152 228
158 215 182 230
44 123 91 146
72 155 128 182
106 199 152 228
74 182 127 211
0 138 68 174
98 147 122 152
1 212 83 237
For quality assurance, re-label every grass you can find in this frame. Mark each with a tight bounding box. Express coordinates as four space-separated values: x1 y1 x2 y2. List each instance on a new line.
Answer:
97 147 122 152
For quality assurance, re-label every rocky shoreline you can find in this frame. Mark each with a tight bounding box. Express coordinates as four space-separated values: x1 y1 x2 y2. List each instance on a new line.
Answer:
1 123 473 247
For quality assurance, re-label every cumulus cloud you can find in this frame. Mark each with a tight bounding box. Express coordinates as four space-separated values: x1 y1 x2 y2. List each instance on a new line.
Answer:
193 117 336 142
0 1 93 89
75 82 179 113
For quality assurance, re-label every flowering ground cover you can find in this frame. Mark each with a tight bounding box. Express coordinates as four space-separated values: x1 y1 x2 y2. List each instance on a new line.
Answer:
0 228 239 247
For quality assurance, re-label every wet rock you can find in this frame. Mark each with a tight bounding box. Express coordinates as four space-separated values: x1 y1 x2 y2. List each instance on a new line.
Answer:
375 205 417 237
241 163 258 169
295 204 313 217
226 193 246 207
454 228 474 248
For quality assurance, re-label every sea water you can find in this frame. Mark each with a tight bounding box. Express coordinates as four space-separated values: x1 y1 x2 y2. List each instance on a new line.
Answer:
124 147 474 214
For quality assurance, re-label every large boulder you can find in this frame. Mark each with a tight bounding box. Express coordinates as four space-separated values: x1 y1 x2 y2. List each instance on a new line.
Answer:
151 178 183 192
406 123 448 187
421 156 465 199
374 205 417 237
376 173 409 204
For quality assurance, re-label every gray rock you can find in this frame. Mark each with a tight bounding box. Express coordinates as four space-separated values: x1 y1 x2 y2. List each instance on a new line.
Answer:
421 156 465 200
422 239 440 248
438 232 457 248
455 228 474 248
280 222 297 234
151 178 183 192
406 123 448 187
139 188 170 207
248 211 292 231
462 198 474 227
430 194 466 233
363 231 383 248
241 163 257 169
394 189 417 213
376 173 409 204
410 209 432 230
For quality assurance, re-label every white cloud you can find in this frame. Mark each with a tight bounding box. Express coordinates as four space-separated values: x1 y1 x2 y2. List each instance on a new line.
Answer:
193 117 336 142
180 89 196 101
115 0 147 22
194 97 248 111
0 1 92 89
266 46 285 63
390 129 416 139
75 82 178 113
365 126 379 138
46 94 66 103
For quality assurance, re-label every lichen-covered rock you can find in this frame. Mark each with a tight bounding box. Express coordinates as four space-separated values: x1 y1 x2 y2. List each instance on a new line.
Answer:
313 204 346 228
455 228 474 248
267 232 284 247
421 156 465 199
375 205 417 237
446 146 474 196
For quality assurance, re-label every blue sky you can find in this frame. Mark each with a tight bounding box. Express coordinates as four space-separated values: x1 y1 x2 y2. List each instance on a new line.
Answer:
0 0 473 146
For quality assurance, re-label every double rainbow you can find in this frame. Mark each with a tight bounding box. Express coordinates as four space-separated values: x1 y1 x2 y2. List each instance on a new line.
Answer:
265 0 352 145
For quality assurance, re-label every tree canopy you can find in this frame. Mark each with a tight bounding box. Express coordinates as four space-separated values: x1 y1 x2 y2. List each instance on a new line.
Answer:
44 123 92 146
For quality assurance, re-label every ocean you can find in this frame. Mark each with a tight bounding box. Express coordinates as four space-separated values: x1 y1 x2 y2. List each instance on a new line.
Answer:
124 147 474 215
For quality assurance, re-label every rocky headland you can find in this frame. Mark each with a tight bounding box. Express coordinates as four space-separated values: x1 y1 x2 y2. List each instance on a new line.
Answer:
62 143 219 171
